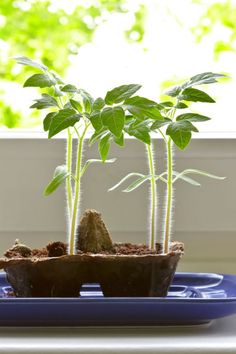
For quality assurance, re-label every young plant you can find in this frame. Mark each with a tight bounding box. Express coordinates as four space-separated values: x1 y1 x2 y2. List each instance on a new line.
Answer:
16 57 165 254
110 72 226 253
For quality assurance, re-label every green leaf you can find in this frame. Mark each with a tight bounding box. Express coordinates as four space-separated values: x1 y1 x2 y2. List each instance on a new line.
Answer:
90 111 103 131
89 128 108 145
14 56 48 71
101 107 125 137
24 73 56 88
30 94 59 110
183 72 227 89
51 71 64 85
173 169 225 183
165 85 182 97
93 97 105 111
175 102 188 109
69 99 83 113
79 89 94 113
180 88 215 103
159 101 174 108
81 158 116 177
105 84 141 105
124 96 163 120
114 132 124 146
108 173 145 192
99 133 111 162
48 108 81 138
61 84 78 93
176 113 211 122
43 112 57 131
127 123 151 144
123 175 151 192
44 165 70 196
151 117 171 130
166 121 198 150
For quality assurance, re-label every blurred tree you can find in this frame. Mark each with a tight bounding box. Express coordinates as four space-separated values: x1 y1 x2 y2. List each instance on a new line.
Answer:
0 0 147 128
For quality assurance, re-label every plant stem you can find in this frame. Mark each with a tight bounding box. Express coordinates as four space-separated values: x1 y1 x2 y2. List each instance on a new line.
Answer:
69 123 88 255
146 143 157 250
66 128 73 216
164 137 173 254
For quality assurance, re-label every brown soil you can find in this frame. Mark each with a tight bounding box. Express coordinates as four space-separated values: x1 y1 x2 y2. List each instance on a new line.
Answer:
3 241 184 259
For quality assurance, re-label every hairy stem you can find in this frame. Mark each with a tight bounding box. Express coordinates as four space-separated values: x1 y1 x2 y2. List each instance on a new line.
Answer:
146 143 157 250
69 124 88 255
164 137 173 254
66 128 73 216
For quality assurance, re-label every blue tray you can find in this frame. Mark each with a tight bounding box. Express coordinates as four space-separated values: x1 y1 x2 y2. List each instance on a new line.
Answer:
0 272 236 326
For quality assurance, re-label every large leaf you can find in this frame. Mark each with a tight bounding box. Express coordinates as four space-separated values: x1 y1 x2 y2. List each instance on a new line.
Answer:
124 96 163 120
173 169 225 183
44 165 70 196
30 94 59 110
166 121 198 150
43 112 57 131
183 72 227 89
105 84 141 105
176 113 211 122
108 173 145 192
81 158 116 177
101 107 125 137
69 99 83 113
14 56 48 71
99 133 111 162
24 73 56 88
180 88 215 103
48 108 81 138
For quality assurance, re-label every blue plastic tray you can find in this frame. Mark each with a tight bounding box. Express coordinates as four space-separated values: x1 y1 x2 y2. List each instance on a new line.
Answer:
0 272 236 326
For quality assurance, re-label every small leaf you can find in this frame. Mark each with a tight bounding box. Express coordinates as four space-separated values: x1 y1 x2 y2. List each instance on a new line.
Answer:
89 128 108 145
105 84 141 105
114 132 124 146
176 113 211 122
79 89 94 113
175 102 188 109
180 88 215 103
43 112 57 131
48 108 81 138
102 107 125 137
151 117 171 130
69 99 83 113
14 56 48 71
30 94 59 110
81 158 116 177
61 84 78 93
24 73 56 88
166 121 198 150
93 97 105 111
99 133 111 162
108 173 145 192
165 85 182 97
159 101 174 108
183 72 227 89
90 111 103 131
124 96 163 120
44 165 70 196
127 123 151 144
51 71 64 84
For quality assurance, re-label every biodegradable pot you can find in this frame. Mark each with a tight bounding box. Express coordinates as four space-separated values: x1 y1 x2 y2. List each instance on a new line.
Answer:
0 247 183 297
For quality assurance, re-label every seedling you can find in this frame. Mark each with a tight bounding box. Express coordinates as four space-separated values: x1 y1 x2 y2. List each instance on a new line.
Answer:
110 72 226 252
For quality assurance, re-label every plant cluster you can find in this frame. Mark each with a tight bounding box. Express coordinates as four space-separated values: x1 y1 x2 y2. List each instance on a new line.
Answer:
16 57 226 255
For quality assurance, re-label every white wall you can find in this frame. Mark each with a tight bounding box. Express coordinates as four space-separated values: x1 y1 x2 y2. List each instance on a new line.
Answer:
0 136 235 273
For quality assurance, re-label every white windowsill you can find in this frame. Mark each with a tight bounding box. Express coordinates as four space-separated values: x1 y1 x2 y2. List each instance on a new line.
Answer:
0 315 235 353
